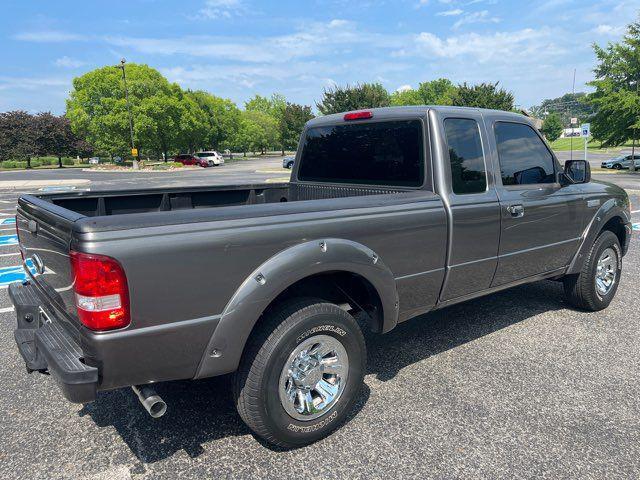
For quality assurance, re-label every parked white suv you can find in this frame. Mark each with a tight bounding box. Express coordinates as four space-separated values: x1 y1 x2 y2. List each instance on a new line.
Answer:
197 151 225 166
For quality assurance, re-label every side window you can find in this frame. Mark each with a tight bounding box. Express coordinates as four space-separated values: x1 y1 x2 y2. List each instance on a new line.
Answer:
495 122 556 185
443 118 487 194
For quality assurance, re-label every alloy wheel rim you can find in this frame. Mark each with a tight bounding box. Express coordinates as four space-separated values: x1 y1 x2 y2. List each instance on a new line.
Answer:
278 334 349 421
595 247 617 296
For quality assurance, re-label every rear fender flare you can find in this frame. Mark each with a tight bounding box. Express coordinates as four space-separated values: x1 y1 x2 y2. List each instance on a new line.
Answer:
195 238 398 378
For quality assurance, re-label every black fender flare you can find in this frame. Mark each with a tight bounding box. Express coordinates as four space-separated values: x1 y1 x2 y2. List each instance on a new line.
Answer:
566 198 631 275
195 238 398 378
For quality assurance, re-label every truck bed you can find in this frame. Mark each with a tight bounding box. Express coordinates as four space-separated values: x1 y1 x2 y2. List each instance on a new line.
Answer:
39 182 407 218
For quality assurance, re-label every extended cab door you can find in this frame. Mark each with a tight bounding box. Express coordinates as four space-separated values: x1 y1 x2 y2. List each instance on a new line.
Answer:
431 110 501 301
484 114 584 286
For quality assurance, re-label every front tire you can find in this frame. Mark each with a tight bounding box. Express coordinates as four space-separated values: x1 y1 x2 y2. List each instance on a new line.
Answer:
233 298 366 448
563 230 622 311
613 164 622 170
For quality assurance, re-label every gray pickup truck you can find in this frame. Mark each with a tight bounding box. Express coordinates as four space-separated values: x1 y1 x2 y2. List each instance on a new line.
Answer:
10 107 632 448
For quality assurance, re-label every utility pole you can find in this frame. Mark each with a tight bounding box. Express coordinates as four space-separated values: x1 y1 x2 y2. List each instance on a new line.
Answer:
631 78 638 173
116 58 140 170
570 68 576 161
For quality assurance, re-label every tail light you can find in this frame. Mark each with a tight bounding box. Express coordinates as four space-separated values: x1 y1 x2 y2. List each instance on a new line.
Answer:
344 111 373 121
70 251 130 331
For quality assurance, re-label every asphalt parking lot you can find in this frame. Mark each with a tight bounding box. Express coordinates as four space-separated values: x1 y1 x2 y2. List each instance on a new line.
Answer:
0 162 639 479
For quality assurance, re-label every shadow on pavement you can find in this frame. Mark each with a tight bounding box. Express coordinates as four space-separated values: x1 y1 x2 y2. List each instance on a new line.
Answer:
79 279 567 463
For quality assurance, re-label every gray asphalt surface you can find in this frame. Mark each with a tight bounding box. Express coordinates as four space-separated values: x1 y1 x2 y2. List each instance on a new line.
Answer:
0 160 638 479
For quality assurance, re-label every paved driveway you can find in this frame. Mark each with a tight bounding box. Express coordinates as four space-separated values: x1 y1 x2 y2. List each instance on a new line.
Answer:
0 169 638 479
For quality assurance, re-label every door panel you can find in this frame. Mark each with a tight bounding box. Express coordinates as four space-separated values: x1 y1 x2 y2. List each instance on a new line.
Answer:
492 185 583 285
486 118 585 286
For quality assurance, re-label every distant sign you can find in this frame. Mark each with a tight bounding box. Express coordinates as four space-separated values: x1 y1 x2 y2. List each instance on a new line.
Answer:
570 117 578 125
131 148 138 157
581 123 591 138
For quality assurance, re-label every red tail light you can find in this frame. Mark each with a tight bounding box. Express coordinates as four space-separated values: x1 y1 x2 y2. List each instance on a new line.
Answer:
344 111 373 121
70 251 130 331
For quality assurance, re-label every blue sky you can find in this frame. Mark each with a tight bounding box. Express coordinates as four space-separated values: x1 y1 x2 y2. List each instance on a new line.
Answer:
0 0 636 114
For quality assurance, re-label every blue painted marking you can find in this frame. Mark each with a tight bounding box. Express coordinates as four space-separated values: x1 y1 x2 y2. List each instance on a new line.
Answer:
633 223 639 232
0 235 17 246
1 217 15 225
0 260 35 286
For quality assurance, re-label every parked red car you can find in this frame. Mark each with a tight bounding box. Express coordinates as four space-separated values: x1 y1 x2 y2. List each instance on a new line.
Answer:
173 154 209 167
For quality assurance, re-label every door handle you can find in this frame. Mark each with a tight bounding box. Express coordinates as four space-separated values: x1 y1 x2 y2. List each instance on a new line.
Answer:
507 204 525 217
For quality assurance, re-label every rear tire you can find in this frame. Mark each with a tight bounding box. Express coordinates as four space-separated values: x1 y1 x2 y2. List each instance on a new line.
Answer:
233 298 366 448
563 230 622 311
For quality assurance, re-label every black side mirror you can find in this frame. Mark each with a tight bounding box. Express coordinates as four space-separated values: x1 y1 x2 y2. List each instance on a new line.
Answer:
562 160 591 185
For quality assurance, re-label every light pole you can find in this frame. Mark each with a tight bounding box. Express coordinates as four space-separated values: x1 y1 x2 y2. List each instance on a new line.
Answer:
116 58 140 170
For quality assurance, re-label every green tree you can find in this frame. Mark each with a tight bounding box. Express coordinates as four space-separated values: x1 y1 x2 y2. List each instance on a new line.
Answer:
451 82 515 111
316 83 390 115
418 78 457 105
66 63 179 158
0 111 38 167
530 92 594 126
541 112 564 142
34 112 79 167
189 90 241 150
280 103 314 151
244 110 279 153
586 18 640 166
233 114 263 156
134 92 183 160
390 88 424 106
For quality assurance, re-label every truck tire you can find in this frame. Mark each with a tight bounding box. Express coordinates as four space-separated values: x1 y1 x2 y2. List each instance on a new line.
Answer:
563 230 622 311
233 298 366 448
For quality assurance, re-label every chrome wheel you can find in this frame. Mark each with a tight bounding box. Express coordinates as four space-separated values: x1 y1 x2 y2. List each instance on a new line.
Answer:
278 334 349 421
595 247 617 296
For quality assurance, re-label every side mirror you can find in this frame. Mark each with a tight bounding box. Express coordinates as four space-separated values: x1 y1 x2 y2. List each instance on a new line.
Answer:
562 159 591 185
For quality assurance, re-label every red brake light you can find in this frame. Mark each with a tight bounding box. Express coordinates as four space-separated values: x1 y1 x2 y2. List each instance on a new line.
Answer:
344 111 373 121
70 251 130 331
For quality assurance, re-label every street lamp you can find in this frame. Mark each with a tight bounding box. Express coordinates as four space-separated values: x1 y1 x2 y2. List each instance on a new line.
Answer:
115 58 140 170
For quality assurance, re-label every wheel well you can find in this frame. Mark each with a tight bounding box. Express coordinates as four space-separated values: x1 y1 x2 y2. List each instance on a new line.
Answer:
261 271 384 333
602 216 626 250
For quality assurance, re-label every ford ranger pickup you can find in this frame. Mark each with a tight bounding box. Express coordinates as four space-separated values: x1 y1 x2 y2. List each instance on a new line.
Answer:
9 106 632 448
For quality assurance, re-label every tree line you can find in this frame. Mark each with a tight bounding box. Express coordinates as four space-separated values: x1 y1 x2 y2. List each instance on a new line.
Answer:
0 111 92 167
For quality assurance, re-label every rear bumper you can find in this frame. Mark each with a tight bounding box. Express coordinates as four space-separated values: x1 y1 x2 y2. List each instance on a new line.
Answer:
9 281 98 403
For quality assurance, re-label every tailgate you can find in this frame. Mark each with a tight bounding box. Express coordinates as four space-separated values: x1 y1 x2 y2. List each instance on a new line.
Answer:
16 195 83 329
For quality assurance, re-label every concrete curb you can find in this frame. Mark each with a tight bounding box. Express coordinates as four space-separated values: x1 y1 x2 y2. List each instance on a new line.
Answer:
0 179 91 189
81 167 201 174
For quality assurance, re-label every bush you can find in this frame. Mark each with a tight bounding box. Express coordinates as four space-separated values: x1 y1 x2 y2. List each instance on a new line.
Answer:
62 158 74 165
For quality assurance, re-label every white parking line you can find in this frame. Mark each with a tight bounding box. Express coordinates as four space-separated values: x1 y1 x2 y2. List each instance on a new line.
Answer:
632 209 639 214
0 253 20 257
0 306 14 314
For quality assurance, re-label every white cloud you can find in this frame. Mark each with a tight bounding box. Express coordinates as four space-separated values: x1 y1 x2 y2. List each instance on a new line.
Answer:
453 10 500 29
196 0 244 19
105 19 405 64
14 30 85 42
437 9 464 16
0 76 71 91
396 84 413 92
54 56 86 68
411 28 559 63
593 24 625 36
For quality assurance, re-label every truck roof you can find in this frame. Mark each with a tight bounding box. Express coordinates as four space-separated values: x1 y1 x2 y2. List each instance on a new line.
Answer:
306 105 527 127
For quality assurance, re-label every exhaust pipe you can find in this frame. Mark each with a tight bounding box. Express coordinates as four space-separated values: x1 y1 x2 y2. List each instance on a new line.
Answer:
132 385 167 418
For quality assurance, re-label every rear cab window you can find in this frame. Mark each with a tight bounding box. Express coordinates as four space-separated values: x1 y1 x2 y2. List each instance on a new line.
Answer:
494 122 556 186
443 118 487 194
297 120 424 188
